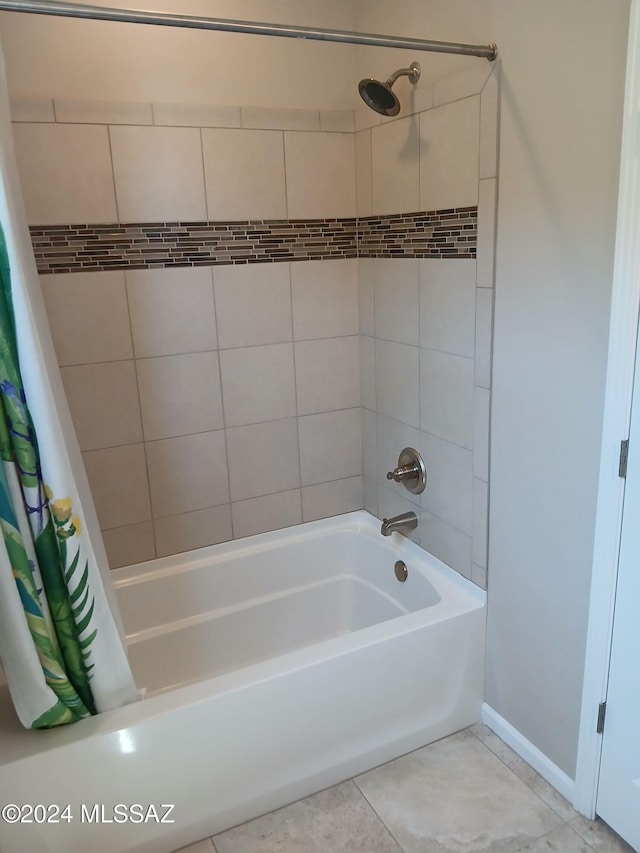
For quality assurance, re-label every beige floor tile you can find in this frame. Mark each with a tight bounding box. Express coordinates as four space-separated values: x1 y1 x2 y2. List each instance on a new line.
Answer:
514 824 594 852
470 723 578 822
355 729 563 852
213 780 402 853
173 840 216 852
569 816 635 852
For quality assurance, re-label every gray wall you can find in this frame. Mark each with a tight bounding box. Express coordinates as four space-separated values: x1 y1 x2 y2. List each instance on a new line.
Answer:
355 0 630 778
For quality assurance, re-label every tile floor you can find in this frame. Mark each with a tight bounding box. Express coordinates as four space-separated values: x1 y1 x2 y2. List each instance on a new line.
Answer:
175 724 634 853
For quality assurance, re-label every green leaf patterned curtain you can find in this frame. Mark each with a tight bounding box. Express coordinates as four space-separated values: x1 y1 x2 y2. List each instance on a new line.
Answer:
0 51 138 728
0 225 95 725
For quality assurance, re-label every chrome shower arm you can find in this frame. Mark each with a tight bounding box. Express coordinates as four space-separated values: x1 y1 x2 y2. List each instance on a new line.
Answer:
386 63 422 87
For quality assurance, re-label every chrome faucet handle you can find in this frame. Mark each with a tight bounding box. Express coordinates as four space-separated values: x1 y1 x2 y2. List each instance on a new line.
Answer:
386 447 427 495
387 463 420 483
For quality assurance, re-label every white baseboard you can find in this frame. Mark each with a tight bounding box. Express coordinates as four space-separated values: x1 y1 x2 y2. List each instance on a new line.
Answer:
481 704 575 804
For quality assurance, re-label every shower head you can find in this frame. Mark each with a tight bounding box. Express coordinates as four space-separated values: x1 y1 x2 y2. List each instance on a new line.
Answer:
358 61 421 116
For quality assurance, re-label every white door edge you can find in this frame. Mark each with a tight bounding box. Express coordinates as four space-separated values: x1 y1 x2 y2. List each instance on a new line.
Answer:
575 0 640 817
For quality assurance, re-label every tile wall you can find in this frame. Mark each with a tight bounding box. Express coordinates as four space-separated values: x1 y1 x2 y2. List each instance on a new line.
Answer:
40 259 362 567
357 64 499 588
11 66 498 583
13 101 362 566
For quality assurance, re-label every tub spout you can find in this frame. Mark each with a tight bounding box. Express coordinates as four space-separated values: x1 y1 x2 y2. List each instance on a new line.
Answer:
380 511 418 537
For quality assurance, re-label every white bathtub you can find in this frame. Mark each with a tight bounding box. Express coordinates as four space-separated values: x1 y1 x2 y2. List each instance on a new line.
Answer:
0 511 485 853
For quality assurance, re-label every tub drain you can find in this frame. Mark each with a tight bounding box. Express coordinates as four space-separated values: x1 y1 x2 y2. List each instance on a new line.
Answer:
394 560 408 582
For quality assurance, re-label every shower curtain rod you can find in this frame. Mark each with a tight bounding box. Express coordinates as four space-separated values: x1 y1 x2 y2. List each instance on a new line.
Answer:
0 0 498 61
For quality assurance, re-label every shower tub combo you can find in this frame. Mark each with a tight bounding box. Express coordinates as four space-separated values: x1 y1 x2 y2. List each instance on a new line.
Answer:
0 510 485 852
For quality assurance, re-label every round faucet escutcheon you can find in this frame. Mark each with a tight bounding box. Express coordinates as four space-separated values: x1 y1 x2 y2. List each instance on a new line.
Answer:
386 447 427 495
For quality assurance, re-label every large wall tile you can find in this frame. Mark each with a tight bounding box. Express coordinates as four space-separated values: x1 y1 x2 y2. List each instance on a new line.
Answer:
232 490 302 539
475 288 494 389
375 339 420 428
411 82 435 115
102 521 156 569
302 477 363 523
10 96 54 122
291 259 358 340
474 387 491 482
360 335 376 412
153 103 240 128
154 505 232 557
227 418 300 502
61 361 143 451
375 414 421 505
214 263 292 349
419 259 476 357
420 510 472 578
477 178 497 288
371 115 420 215
14 123 117 224
83 444 151 530
146 430 229 517
479 69 499 180
362 408 377 482
298 408 362 486
358 258 375 337
295 337 360 416
220 344 296 426
433 64 493 108
41 271 132 365
110 125 206 222
285 131 355 218
202 128 286 220
419 349 474 449
54 98 152 125
363 476 378 517
355 108 381 132
242 106 319 131
320 111 355 133
137 352 223 441
355 130 373 217
471 563 487 590
374 258 419 345
472 477 489 569
127 267 217 357
420 97 480 212
419 432 473 535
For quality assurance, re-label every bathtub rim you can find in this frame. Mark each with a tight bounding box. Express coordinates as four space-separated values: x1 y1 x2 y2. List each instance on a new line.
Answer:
113 509 483 601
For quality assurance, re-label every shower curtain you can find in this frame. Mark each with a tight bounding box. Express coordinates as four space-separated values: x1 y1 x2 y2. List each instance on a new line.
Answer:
0 43 138 728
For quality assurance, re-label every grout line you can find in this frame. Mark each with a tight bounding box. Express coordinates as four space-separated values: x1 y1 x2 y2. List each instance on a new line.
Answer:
199 126 210 221
351 778 407 853
55 333 362 369
98 470 363 533
279 130 289 219
211 266 235 539
375 407 473 454
288 262 305 514
121 271 156 559
106 125 121 224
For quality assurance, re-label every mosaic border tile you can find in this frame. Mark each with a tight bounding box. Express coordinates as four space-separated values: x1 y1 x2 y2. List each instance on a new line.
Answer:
358 208 477 259
31 207 477 274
